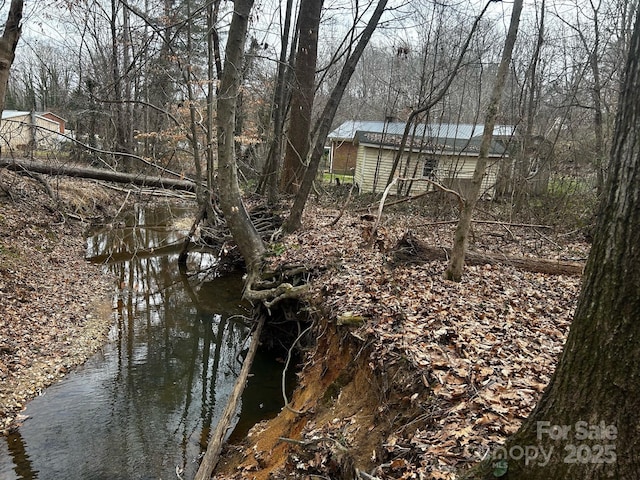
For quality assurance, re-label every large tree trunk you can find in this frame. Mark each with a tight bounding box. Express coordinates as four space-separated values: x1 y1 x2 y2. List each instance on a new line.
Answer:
444 0 523 281
284 0 389 232
216 0 264 276
280 0 323 194
0 0 23 117
466 8 640 479
256 0 295 204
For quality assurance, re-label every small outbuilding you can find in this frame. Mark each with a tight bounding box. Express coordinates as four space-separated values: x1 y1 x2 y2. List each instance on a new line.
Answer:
328 120 515 197
0 110 66 154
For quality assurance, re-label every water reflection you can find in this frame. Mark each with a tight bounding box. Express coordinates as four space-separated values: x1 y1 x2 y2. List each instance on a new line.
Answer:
0 203 279 480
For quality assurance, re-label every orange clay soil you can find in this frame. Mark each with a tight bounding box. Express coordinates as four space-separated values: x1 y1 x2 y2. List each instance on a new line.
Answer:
214 321 424 480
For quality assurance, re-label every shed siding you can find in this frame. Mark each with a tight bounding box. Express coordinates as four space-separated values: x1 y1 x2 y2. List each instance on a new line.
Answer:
0 114 62 152
355 145 500 197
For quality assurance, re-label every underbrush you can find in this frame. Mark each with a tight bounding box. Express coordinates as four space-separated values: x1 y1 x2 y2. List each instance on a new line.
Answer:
316 180 598 238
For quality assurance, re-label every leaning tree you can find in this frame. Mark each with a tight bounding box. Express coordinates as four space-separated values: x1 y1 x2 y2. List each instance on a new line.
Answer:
466 4 640 479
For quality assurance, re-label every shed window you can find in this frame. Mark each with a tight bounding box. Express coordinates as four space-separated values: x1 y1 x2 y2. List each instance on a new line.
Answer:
422 157 438 178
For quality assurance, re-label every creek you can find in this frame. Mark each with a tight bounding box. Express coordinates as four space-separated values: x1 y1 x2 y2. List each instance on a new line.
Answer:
0 202 289 479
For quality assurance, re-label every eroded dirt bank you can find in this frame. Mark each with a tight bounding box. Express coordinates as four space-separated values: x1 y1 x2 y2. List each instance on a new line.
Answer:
0 171 118 433
213 203 588 480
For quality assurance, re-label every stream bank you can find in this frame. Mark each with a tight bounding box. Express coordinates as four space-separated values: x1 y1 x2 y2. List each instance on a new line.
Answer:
210 202 587 480
0 171 119 434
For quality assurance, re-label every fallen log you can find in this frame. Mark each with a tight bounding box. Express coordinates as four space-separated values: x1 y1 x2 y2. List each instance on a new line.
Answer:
392 232 585 276
0 158 198 192
194 315 265 480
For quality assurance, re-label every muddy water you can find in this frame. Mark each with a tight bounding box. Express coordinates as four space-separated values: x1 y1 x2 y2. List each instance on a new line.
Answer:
0 203 286 480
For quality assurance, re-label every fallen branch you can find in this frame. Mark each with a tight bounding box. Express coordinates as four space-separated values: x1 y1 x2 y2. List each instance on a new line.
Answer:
370 177 464 245
194 315 265 480
0 158 199 192
323 183 355 228
417 219 553 229
178 202 207 264
282 322 314 414
392 232 584 276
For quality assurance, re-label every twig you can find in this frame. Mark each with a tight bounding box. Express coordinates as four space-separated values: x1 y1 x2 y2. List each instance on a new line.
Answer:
357 470 383 480
370 178 398 246
113 189 132 220
283 322 314 414
323 182 355 227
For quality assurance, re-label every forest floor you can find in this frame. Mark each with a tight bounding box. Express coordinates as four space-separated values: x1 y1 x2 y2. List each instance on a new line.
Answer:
214 188 592 480
0 170 117 434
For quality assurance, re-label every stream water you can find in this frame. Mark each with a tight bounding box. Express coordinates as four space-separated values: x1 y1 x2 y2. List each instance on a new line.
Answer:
0 203 287 479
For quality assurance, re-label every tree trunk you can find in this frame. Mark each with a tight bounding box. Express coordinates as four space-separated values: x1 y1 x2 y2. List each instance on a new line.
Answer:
284 0 389 232
256 0 295 204
216 0 265 275
280 0 323 194
0 0 23 117
0 158 198 191
466 8 640 479
444 0 523 282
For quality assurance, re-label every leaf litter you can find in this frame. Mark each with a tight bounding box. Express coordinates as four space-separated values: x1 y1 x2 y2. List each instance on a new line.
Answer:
0 171 115 434
253 202 587 479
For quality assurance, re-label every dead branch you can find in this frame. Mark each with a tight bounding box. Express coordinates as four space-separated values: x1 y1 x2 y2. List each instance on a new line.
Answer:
323 183 355 227
178 202 207 264
370 177 463 246
194 315 265 480
282 322 314 414
392 232 584 276
417 220 553 229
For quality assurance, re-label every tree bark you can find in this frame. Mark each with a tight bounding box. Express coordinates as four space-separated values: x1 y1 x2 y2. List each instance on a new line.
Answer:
0 0 23 117
0 158 198 191
280 0 323 194
215 0 265 276
284 0 389 232
256 0 295 204
444 0 523 282
466 8 640 478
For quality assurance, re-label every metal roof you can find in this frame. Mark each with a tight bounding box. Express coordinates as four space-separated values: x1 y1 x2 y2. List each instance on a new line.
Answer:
1 110 31 119
329 120 514 156
329 120 514 140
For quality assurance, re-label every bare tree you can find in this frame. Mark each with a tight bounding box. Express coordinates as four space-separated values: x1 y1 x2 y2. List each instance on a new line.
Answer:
385 1 495 188
284 0 389 232
256 0 295 204
216 0 264 277
444 0 524 282
280 0 323 194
